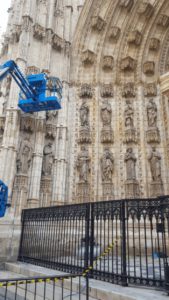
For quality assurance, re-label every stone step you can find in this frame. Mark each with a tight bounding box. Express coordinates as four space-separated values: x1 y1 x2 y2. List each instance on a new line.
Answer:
3 262 169 300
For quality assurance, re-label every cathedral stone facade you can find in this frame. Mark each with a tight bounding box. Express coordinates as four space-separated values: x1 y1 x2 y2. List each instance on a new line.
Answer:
1 0 169 261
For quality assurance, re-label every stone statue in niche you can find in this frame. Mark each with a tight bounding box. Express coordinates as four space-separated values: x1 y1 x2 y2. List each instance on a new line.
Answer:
146 99 160 143
100 148 114 182
124 100 137 143
80 101 89 127
148 148 164 197
148 148 162 182
124 148 140 198
124 100 134 128
124 148 137 180
100 99 114 143
79 101 91 143
16 137 32 174
101 99 112 126
76 146 91 183
147 99 157 128
42 142 54 176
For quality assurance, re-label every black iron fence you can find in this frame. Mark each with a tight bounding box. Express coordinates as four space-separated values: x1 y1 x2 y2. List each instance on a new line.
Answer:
0 274 88 300
18 197 169 292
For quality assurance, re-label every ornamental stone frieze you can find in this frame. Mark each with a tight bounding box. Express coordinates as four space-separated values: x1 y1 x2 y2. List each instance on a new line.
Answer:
122 83 136 98
157 14 169 28
102 56 114 70
124 100 137 144
76 146 91 202
33 23 46 40
149 38 160 51
40 177 52 194
52 34 64 51
109 26 121 42
100 84 113 98
143 61 155 75
144 83 157 97
124 148 140 198
100 148 114 199
148 148 164 197
82 50 96 65
20 116 35 134
14 174 28 190
121 56 136 72
137 2 154 18
79 84 93 98
91 16 106 32
119 0 134 11
79 101 91 144
100 100 114 144
146 99 160 143
127 30 142 46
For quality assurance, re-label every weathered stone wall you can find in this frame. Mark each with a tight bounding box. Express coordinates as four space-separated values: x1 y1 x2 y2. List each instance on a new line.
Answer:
1 0 169 261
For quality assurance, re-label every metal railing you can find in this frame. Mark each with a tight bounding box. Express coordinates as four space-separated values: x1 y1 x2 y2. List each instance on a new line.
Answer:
18 196 169 292
0 274 89 300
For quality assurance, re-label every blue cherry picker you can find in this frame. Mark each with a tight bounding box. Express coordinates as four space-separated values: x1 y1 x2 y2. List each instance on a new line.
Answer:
0 60 63 217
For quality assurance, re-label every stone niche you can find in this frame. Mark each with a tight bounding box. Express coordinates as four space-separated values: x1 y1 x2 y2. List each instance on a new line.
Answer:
128 30 142 46
82 50 96 65
91 16 106 32
137 2 154 18
121 56 136 72
102 56 114 70
100 84 114 98
143 61 155 75
149 38 160 51
122 82 136 98
109 26 121 42
157 14 169 28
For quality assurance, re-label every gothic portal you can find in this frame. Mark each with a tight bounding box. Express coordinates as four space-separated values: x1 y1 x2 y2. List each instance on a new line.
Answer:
1 0 169 223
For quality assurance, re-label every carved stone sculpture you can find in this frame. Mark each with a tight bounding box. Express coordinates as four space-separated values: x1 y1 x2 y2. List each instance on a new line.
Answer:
100 100 113 143
100 149 114 183
82 50 96 65
5 76 12 97
80 84 93 98
124 148 139 198
121 56 136 71
148 148 164 197
122 83 136 98
143 61 155 75
128 30 142 46
17 138 32 175
146 99 160 143
149 38 160 51
147 99 157 127
124 101 137 143
76 146 91 183
144 83 157 97
91 16 106 31
33 23 46 40
109 26 121 41
80 101 89 127
102 56 114 70
100 84 114 98
79 101 91 143
125 148 137 180
42 143 54 176
157 15 169 27
101 99 112 126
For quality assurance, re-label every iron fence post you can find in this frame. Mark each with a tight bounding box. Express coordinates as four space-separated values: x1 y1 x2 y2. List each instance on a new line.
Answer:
121 201 128 287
